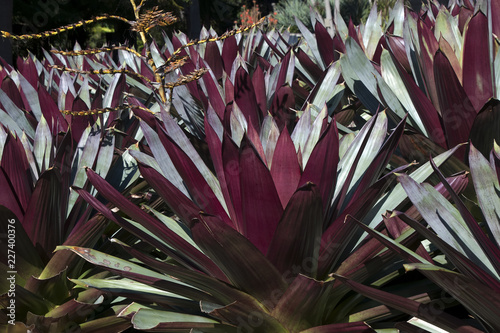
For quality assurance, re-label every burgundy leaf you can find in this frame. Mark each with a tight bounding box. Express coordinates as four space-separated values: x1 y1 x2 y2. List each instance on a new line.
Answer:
16 57 39 88
204 115 238 225
81 169 226 280
224 76 234 104
335 275 483 333
270 85 296 131
221 35 238 75
38 85 68 134
386 35 411 73
315 21 335 67
271 274 335 331
22 168 63 261
318 165 409 277
407 264 500 332
301 322 375 333
70 97 94 143
299 120 339 212
239 136 283 253
417 19 440 113
1 77 25 111
271 127 301 208
462 11 493 111
0 169 24 220
347 115 406 204
157 126 232 225
383 213 434 263
397 212 500 293
204 41 223 80
191 213 288 303
275 51 292 91
295 48 323 85
267 183 323 277
1 133 32 211
429 157 500 279
252 64 267 117
222 133 243 231
458 5 474 33
201 66 225 120
138 163 200 225
234 67 261 131
434 50 476 158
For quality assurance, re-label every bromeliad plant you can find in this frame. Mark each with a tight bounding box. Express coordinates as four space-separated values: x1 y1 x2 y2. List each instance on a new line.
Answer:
59 39 470 329
2 0 500 331
338 143 500 332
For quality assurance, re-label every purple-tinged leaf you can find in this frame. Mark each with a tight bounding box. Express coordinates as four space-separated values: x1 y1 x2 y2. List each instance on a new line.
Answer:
261 115 280 169
204 41 223 80
162 115 228 216
437 37 462 84
0 170 24 221
386 35 411 72
388 44 446 146
45 288 106 323
347 115 406 204
40 212 109 280
299 120 339 212
252 64 267 117
16 56 38 88
382 212 434 263
234 67 261 132
267 183 323 277
201 65 225 120
434 50 476 158
1 133 32 211
406 263 500 332
271 274 335 331
270 128 301 208
191 213 288 303
203 300 287 331
300 322 375 333
417 19 440 113
204 117 238 225
224 76 234 104
138 163 200 225
239 136 283 253
295 48 324 86
295 17 324 70
271 85 296 131
156 125 231 225
469 143 500 248
0 206 43 281
315 21 335 67
396 212 500 293
80 170 226 280
318 164 412 277
430 156 500 276
348 19 362 47
221 133 243 232
114 240 265 310
139 120 187 195
469 99 500 158
59 245 219 304
37 85 68 134
222 35 238 75
462 11 493 111
1 77 24 111
458 5 474 33
22 168 62 261
335 274 483 333
398 172 498 275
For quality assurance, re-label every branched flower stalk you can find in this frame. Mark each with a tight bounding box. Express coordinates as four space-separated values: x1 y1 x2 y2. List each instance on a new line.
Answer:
0 2 268 116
